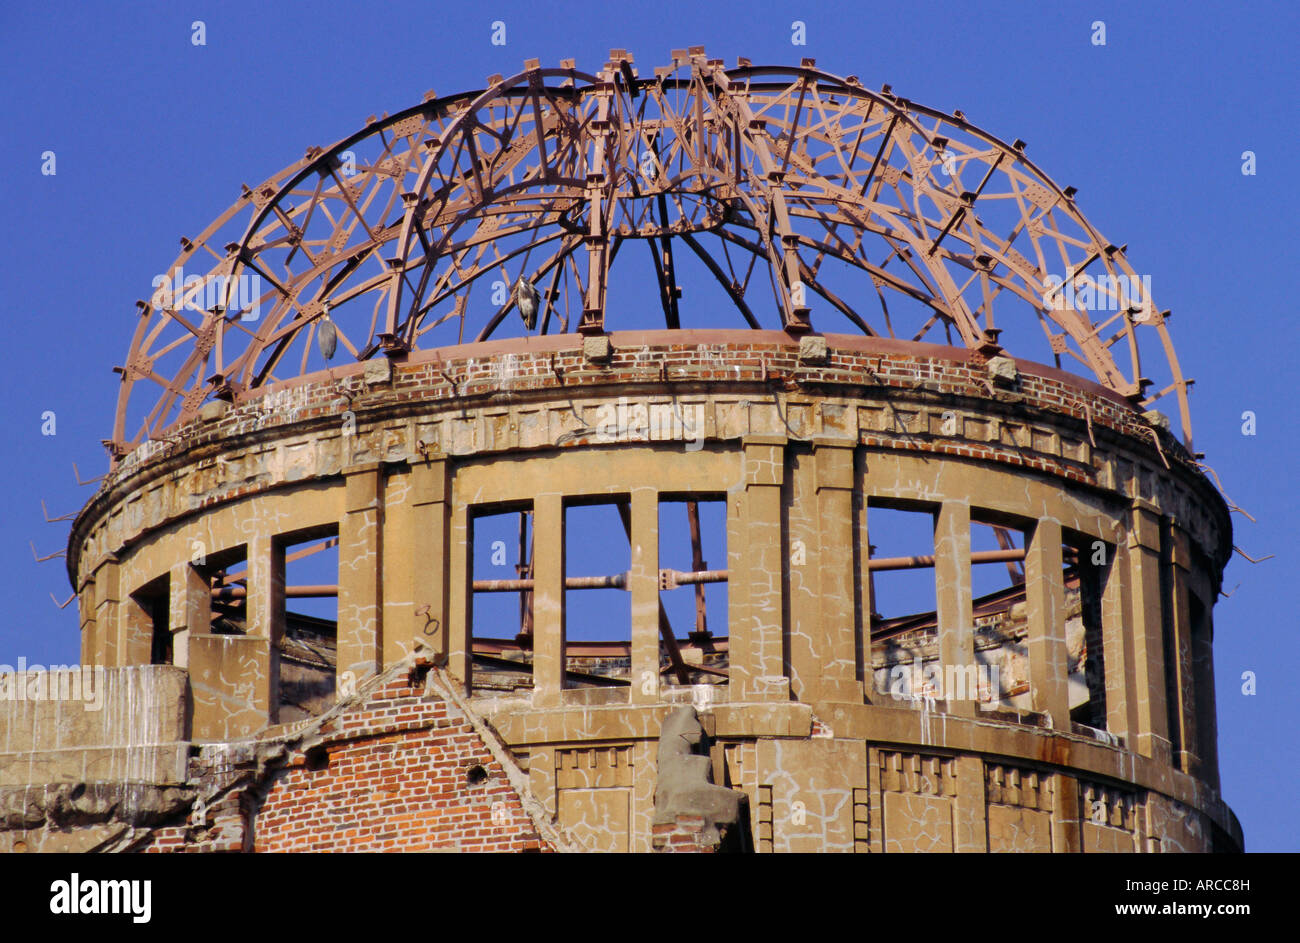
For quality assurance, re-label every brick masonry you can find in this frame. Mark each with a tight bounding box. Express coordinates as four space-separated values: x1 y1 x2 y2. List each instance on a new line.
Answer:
135 660 569 853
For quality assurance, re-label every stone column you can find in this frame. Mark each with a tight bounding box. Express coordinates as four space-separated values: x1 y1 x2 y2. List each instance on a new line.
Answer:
531 493 565 707
855 451 874 703
629 487 660 705
733 436 788 701
393 458 450 665
1169 525 1200 775
91 555 121 666
447 500 472 691
78 574 97 666
338 462 383 688
98 554 151 668
1025 518 1070 730
244 534 283 722
935 501 975 717
169 560 215 670
953 755 988 852
1052 773 1083 853
1127 500 1171 762
1101 539 1139 744
812 438 859 703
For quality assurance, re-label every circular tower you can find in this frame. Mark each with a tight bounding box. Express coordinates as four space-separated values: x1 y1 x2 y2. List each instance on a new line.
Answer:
65 50 1239 852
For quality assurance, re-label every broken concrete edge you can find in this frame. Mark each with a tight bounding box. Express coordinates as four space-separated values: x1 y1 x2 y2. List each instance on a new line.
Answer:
0 782 195 834
652 706 741 846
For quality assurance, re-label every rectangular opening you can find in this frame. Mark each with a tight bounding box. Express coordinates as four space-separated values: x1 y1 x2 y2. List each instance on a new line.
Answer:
563 499 631 692
658 496 729 690
868 503 938 701
278 528 339 722
470 503 534 695
134 575 170 666
209 545 250 635
1066 532 1109 733
967 519 1030 713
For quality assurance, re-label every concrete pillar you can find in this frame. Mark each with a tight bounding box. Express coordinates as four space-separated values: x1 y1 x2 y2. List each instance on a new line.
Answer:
91 556 121 666
812 439 859 703
168 561 214 670
244 534 283 722
78 574 97 666
338 463 383 687
629 487 659 705
447 500 472 691
854 452 874 703
532 493 565 707
118 594 154 667
1025 517 1070 730
935 501 975 717
1052 773 1083 853
1127 501 1171 762
726 486 748 698
734 436 788 701
1102 539 1139 744
391 459 450 665
97 554 151 668
786 448 817 701
953 755 988 851
1169 526 1200 775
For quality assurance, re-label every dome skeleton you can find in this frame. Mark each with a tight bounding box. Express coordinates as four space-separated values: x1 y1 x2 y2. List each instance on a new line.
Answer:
110 49 1194 461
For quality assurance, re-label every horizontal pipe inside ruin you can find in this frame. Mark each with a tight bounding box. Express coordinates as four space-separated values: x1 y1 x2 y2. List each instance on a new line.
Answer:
209 552 1032 600
212 584 337 600
473 569 730 593
867 548 1027 572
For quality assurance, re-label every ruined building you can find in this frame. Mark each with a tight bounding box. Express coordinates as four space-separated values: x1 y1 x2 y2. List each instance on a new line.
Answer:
1 51 1240 852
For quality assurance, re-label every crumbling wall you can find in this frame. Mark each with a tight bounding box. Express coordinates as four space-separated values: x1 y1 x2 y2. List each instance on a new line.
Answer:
132 655 574 853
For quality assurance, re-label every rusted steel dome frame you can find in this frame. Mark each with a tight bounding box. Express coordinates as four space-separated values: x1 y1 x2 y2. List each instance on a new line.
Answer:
111 48 1194 460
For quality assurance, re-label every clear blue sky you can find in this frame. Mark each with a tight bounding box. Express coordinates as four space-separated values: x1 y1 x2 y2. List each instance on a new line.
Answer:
0 0 1295 850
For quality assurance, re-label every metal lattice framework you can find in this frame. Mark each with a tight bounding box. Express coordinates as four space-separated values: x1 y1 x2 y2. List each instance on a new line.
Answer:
112 48 1194 456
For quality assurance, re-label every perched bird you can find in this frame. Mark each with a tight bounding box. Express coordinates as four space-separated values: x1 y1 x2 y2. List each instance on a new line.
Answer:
514 275 540 331
317 305 338 361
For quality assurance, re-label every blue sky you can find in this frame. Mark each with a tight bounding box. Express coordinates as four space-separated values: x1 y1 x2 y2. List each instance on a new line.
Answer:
0 0 1295 850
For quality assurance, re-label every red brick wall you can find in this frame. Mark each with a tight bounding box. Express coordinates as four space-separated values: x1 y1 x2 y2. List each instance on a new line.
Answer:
140 675 547 852
652 815 718 853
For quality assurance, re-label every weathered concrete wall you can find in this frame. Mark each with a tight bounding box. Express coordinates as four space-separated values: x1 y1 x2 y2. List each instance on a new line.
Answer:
0 666 188 788
9 332 1239 852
